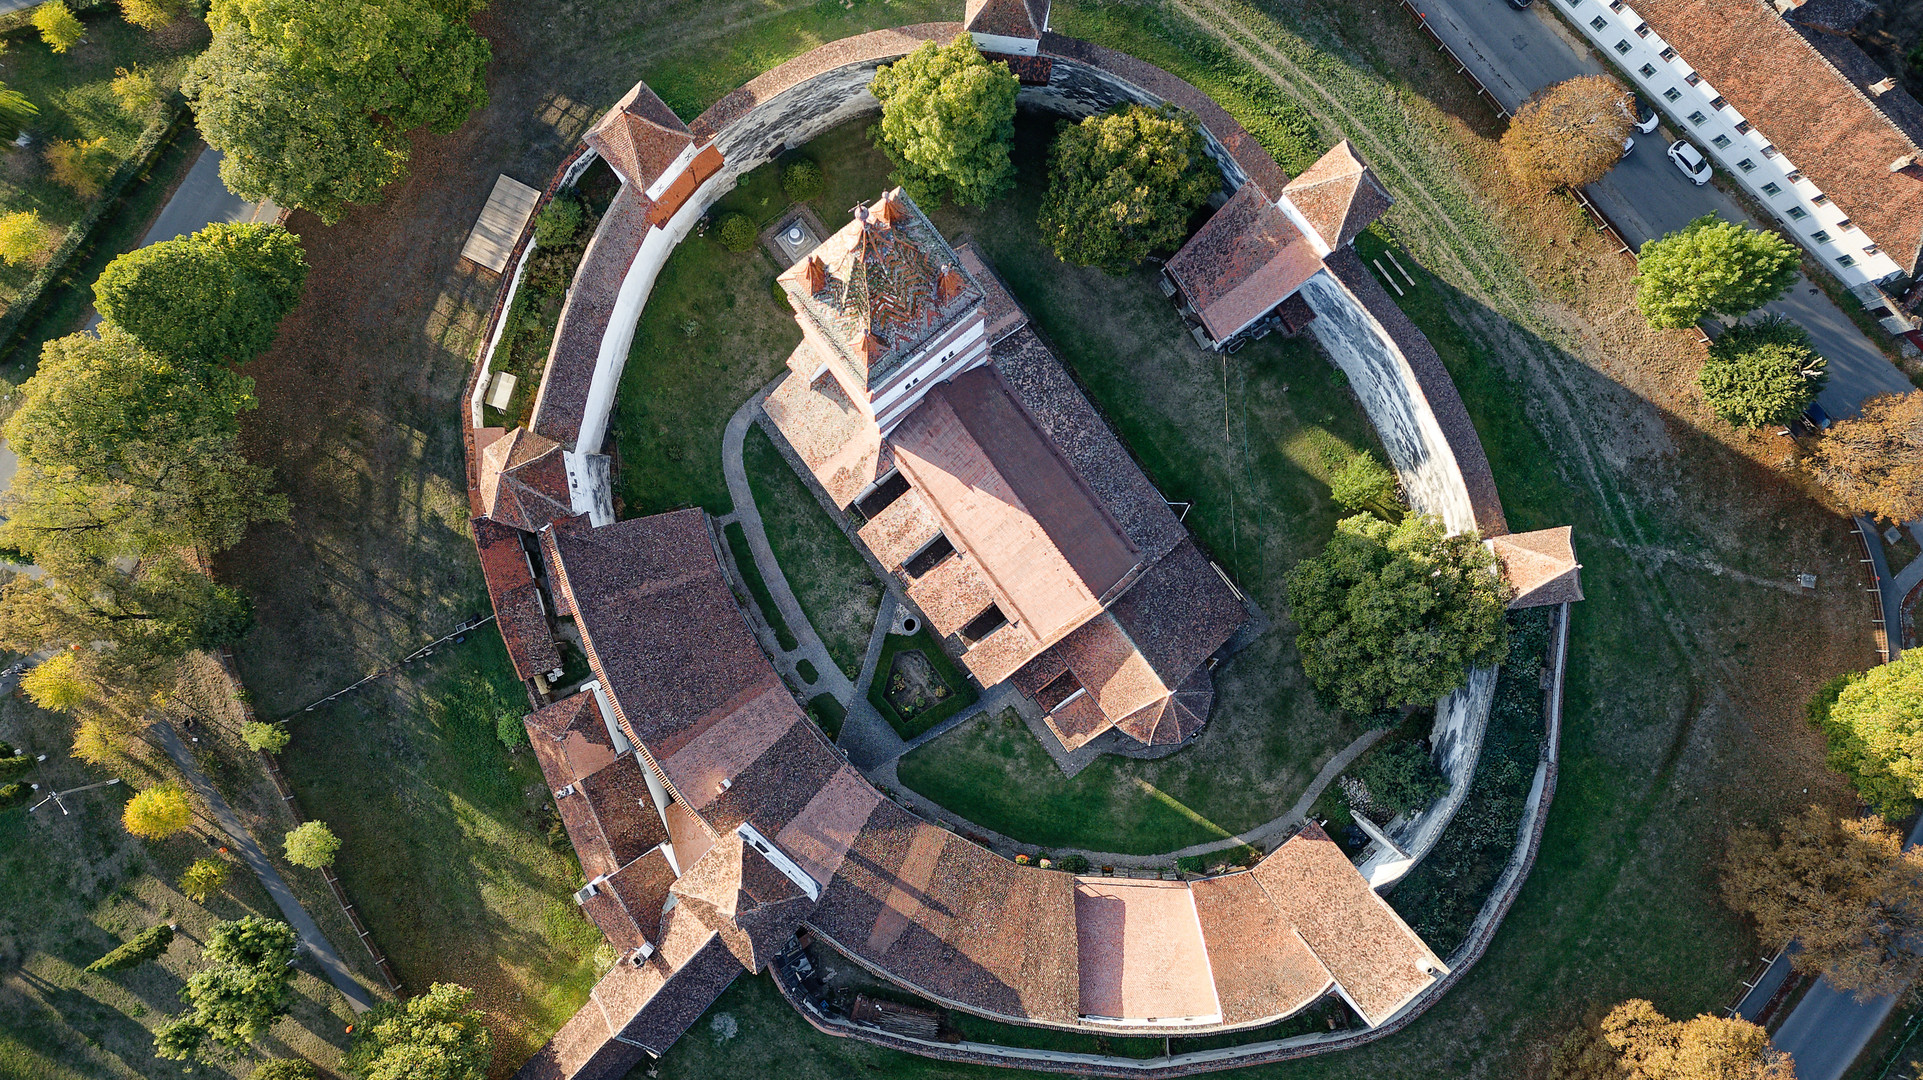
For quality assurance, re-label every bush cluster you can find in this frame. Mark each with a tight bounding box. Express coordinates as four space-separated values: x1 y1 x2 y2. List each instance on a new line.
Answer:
86 923 175 973
716 213 757 253
780 159 824 202
533 194 582 248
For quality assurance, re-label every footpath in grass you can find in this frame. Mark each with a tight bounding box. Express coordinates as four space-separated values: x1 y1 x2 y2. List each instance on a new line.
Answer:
276 634 610 1075
742 424 880 678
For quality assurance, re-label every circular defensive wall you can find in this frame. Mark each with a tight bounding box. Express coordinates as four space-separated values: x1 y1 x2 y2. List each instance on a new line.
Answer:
460 5 1580 1077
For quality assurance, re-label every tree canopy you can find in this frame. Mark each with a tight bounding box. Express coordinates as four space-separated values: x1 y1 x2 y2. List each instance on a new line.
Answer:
1037 103 1221 273
1284 513 1510 715
184 0 493 224
241 720 290 754
94 223 308 367
283 820 340 868
1599 999 1793 1080
1501 76 1634 191
179 858 230 903
0 548 256 673
1698 316 1827 428
1635 215 1800 329
346 983 492 1080
869 33 1018 208
155 916 298 1061
123 784 193 839
1807 389 1923 525
86 923 175 973
1810 652 1923 817
32 2 83 53
1722 805 1923 996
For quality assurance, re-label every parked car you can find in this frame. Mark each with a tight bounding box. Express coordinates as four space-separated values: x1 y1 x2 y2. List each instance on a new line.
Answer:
1804 401 1832 431
1667 139 1713 185
1507 0 1534 8
1632 96 1660 133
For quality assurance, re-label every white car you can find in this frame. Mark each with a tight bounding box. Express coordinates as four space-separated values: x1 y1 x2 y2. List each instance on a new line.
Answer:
1668 139 1713 185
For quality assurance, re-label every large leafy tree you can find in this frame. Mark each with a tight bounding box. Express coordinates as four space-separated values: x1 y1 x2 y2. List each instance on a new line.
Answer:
123 784 194 839
94 223 308 367
1698 316 1826 428
1037 103 1220 274
1501 75 1634 191
0 549 255 670
1284 513 1510 714
283 820 340 868
1722 805 1923 997
1598 999 1794 1079
155 916 299 1061
1807 389 1923 525
0 327 285 561
1809 653 1923 817
1635 214 1799 329
869 33 1018 208
346 983 491 1080
184 0 493 224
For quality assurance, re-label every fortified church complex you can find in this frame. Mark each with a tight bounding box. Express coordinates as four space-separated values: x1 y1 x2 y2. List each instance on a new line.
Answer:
461 3 1583 1077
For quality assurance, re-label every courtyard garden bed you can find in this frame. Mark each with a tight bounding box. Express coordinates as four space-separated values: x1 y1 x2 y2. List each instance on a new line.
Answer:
866 628 975 740
806 693 845 740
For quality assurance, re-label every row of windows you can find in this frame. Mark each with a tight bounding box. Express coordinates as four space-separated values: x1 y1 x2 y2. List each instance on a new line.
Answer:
1569 0 1879 272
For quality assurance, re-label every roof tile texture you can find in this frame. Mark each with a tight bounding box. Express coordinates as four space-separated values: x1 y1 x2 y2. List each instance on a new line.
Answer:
1166 182 1324 341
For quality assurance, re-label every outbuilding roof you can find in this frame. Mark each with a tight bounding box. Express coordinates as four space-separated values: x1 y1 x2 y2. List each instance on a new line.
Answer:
479 427 575 532
1281 140 1393 251
584 81 693 189
1165 182 1324 342
964 0 1049 37
1489 526 1583 608
473 517 560 680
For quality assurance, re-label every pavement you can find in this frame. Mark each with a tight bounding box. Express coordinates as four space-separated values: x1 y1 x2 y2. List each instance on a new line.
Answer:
149 721 373 1013
1410 0 1914 418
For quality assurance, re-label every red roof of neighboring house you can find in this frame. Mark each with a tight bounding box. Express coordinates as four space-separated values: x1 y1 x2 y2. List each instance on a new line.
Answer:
1075 879 1220 1021
1165 182 1325 342
555 755 667 880
585 81 693 190
1282 140 1392 251
474 518 560 680
1633 0 1923 276
580 847 676 955
965 0 1049 37
670 831 817 973
480 427 575 532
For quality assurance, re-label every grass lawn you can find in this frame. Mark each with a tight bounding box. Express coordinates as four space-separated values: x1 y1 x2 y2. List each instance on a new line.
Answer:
899 708 1245 855
724 520 799 651
275 634 609 1076
866 628 977 739
0 692 356 1080
743 424 880 677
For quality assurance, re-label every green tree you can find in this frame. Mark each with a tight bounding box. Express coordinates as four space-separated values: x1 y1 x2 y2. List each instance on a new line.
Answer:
179 857 230 903
1699 316 1826 428
1354 738 1449 816
0 549 257 673
1285 513 1510 714
184 0 493 224
283 820 339 868
86 923 175 973
715 212 755 253
31 2 83 53
110 64 163 117
0 86 39 143
1600 999 1793 1079
532 194 580 247
20 651 88 711
240 720 290 754
123 783 193 839
1501 75 1633 191
868 33 1018 208
780 159 823 202
95 223 308 368
1810 652 1923 818
346 983 491 1080
155 915 298 1061
119 0 183 30
1 327 286 561
1037 103 1221 273
1635 215 1800 329
0 212 49 266
1328 449 1399 515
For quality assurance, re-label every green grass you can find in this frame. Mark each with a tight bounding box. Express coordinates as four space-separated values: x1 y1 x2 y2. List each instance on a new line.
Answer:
276 634 610 1072
743 424 881 678
806 693 845 740
866 629 977 739
723 521 799 652
796 657 819 684
898 709 1243 855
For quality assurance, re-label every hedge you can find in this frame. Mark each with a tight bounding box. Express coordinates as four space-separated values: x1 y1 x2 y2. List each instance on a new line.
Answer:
866 628 978 740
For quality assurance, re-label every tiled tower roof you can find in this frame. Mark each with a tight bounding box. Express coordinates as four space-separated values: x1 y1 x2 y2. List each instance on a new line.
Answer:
1282 140 1393 251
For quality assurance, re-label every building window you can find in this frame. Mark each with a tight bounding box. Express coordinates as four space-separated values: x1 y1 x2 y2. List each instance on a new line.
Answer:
1609 0 1625 8
1709 95 1727 109
1865 244 1881 255
1685 72 1703 86
1811 194 1828 205
1786 206 1808 220
1735 120 1752 134
1661 46 1677 60
1737 158 1756 172
1811 230 1831 244
1837 254 1856 267
1688 110 1707 124
1761 182 1781 196
959 604 1009 645
1615 39 1632 54
1837 218 1851 230
1787 170 1803 183
1761 145 1778 157
1663 87 1682 102
1640 62 1657 77
1712 134 1731 148
1635 21 1651 35
1591 14 1608 29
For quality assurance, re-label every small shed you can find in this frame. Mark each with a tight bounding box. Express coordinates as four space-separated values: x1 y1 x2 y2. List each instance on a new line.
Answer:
461 174 542 274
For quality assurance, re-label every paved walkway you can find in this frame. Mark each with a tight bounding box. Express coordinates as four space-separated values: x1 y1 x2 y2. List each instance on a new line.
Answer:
150 722 373 1013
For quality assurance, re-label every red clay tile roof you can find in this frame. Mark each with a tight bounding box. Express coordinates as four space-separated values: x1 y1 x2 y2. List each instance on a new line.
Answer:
965 0 1048 37
526 692 622 792
581 846 676 954
1634 0 1923 275
670 831 817 972
1041 690 1114 752
775 764 882 888
1075 879 1220 1021
1167 182 1325 342
480 427 575 532
1190 870 1333 1025
855 487 943 570
763 347 894 508
1490 526 1583 608
1115 666 1214 747
954 242 1030 344
554 756 668 879
474 517 560 680
690 25 962 142
1107 539 1246 687
529 187 651 449
1281 140 1393 251
584 81 693 190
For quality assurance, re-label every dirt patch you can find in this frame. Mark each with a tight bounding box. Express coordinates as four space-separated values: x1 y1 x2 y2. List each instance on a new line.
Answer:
882 649 953 720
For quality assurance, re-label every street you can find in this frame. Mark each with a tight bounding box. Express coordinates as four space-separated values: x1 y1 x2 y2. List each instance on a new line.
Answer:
1410 0 1914 417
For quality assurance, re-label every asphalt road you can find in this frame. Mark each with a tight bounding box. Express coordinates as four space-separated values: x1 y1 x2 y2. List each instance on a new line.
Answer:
1412 0 1914 417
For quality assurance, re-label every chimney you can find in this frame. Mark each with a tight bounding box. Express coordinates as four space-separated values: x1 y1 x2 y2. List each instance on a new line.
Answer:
1872 77 1898 96
1893 153 1920 174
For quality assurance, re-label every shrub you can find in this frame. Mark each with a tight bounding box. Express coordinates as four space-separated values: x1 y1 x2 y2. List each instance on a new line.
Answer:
716 213 756 253
1328 450 1398 514
86 922 174 973
179 858 230 903
44 136 113 198
533 194 581 247
0 782 27 808
1057 853 1090 873
240 720 290 754
1354 739 1450 817
31 2 83 53
0 741 28 774
283 820 340 868
118 0 182 30
1698 316 1826 428
496 714 528 749
0 211 51 266
123 784 193 839
251 1062 318 1080
0 86 39 143
110 64 162 117
781 159 824 202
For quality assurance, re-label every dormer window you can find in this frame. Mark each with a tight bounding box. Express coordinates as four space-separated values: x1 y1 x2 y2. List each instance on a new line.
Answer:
1787 170 1804 183
1660 46 1677 61
1837 218 1851 230
1735 120 1752 134
1685 72 1703 86
1762 145 1779 158
1865 244 1881 255
1709 96 1726 110
1635 21 1650 35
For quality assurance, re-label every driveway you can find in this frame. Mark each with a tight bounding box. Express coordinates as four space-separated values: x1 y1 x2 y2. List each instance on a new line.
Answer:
1411 0 1912 417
